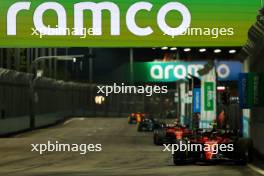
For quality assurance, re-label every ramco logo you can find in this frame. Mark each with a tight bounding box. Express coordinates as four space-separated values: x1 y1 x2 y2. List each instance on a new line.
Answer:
7 1 191 36
150 64 230 80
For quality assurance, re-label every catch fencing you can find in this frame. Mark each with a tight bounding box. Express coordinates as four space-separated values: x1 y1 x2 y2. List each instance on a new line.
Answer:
0 68 175 135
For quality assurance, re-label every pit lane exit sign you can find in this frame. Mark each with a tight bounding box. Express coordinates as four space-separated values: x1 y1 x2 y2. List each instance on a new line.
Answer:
0 0 259 47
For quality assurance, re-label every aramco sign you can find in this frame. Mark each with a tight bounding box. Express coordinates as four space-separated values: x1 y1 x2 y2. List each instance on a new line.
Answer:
132 61 242 82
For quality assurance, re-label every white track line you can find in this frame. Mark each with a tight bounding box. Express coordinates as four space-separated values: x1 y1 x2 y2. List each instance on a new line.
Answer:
63 118 84 125
248 164 264 175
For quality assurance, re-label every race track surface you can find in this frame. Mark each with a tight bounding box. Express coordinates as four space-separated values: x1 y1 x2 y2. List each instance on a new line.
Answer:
0 118 262 176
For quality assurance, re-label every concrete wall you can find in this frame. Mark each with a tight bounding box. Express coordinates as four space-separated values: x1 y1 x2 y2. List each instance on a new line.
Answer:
35 113 65 128
0 68 91 136
0 116 29 135
0 68 146 136
0 113 68 136
0 109 129 136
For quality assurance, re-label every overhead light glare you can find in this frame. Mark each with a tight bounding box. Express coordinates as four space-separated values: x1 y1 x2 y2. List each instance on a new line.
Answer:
161 47 168 50
184 48 191 52
199 48 207 53
214 49 222 53
229 49 236 54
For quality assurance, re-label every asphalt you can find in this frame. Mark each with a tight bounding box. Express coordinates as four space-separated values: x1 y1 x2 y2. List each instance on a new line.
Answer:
0 117 262 176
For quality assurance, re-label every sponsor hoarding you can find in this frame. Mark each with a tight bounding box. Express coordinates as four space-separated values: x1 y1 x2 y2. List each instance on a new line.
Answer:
117 61 242 83
239 73 264 108
193 88 201 113
200 66 216 129
0 0 259 47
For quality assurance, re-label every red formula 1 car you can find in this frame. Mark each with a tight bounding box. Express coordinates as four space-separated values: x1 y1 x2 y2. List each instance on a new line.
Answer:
153 123 193 145
172 129 253 165
128 112 146 124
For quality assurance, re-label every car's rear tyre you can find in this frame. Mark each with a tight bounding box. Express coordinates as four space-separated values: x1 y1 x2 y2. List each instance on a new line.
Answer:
173 140 188 165
173 154 186 165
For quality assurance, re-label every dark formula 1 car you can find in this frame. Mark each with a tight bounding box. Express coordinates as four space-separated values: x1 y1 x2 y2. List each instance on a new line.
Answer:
172 129 253 165
128 113 146 124
153 123 193 145
137 118 161 132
